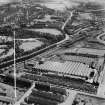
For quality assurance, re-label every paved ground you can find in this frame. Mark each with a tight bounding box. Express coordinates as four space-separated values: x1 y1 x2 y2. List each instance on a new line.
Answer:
14 82 35 105
97 84 105 98
97 65 105 98
60 90 77 105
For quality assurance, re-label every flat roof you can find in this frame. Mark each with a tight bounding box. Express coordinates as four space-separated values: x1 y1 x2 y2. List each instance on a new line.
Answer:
75 48 105 56
63 47 105 57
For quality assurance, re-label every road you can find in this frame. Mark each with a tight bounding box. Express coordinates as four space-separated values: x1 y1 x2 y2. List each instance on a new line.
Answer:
16 10 75 61
0 3 105 105
13 9 97 104
80 9 105 13
3 7 105 104
97 32 105 45
14 82 35 105
61 11 74 30
13 10 75 105
1 9 91 71
0 10 74 69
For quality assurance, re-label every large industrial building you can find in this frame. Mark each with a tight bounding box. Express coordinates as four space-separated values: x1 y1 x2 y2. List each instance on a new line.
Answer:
34 61 96 80
25 52 105 84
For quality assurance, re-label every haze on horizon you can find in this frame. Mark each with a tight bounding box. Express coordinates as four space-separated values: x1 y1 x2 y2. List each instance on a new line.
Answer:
0 0 104 10
0 0 105 4
0 0 20 5
37 0 105 11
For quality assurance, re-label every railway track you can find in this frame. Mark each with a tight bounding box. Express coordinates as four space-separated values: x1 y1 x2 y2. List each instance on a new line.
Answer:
0 11 73 69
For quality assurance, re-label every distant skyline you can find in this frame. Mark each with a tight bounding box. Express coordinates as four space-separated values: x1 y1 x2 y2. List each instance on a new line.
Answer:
0 0 20 5
0 0 104 7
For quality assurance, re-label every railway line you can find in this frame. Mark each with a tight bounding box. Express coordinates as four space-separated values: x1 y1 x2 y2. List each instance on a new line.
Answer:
0 33 69 69
97 32 105 45
0 3 105 105
1 8 103 74
0 23 91 70
0 11 74 69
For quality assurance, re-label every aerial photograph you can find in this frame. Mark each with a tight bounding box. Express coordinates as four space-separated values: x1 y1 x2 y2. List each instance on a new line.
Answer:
0 0 105 105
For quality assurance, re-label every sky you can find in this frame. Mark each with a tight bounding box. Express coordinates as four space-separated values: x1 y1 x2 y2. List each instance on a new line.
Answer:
0 0 20 5
0 0 104 9
39 0 105 11
0 0 105 3
72 0 105 6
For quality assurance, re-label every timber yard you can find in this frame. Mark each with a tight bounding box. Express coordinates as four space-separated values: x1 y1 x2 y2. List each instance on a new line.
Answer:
0 0 105 105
